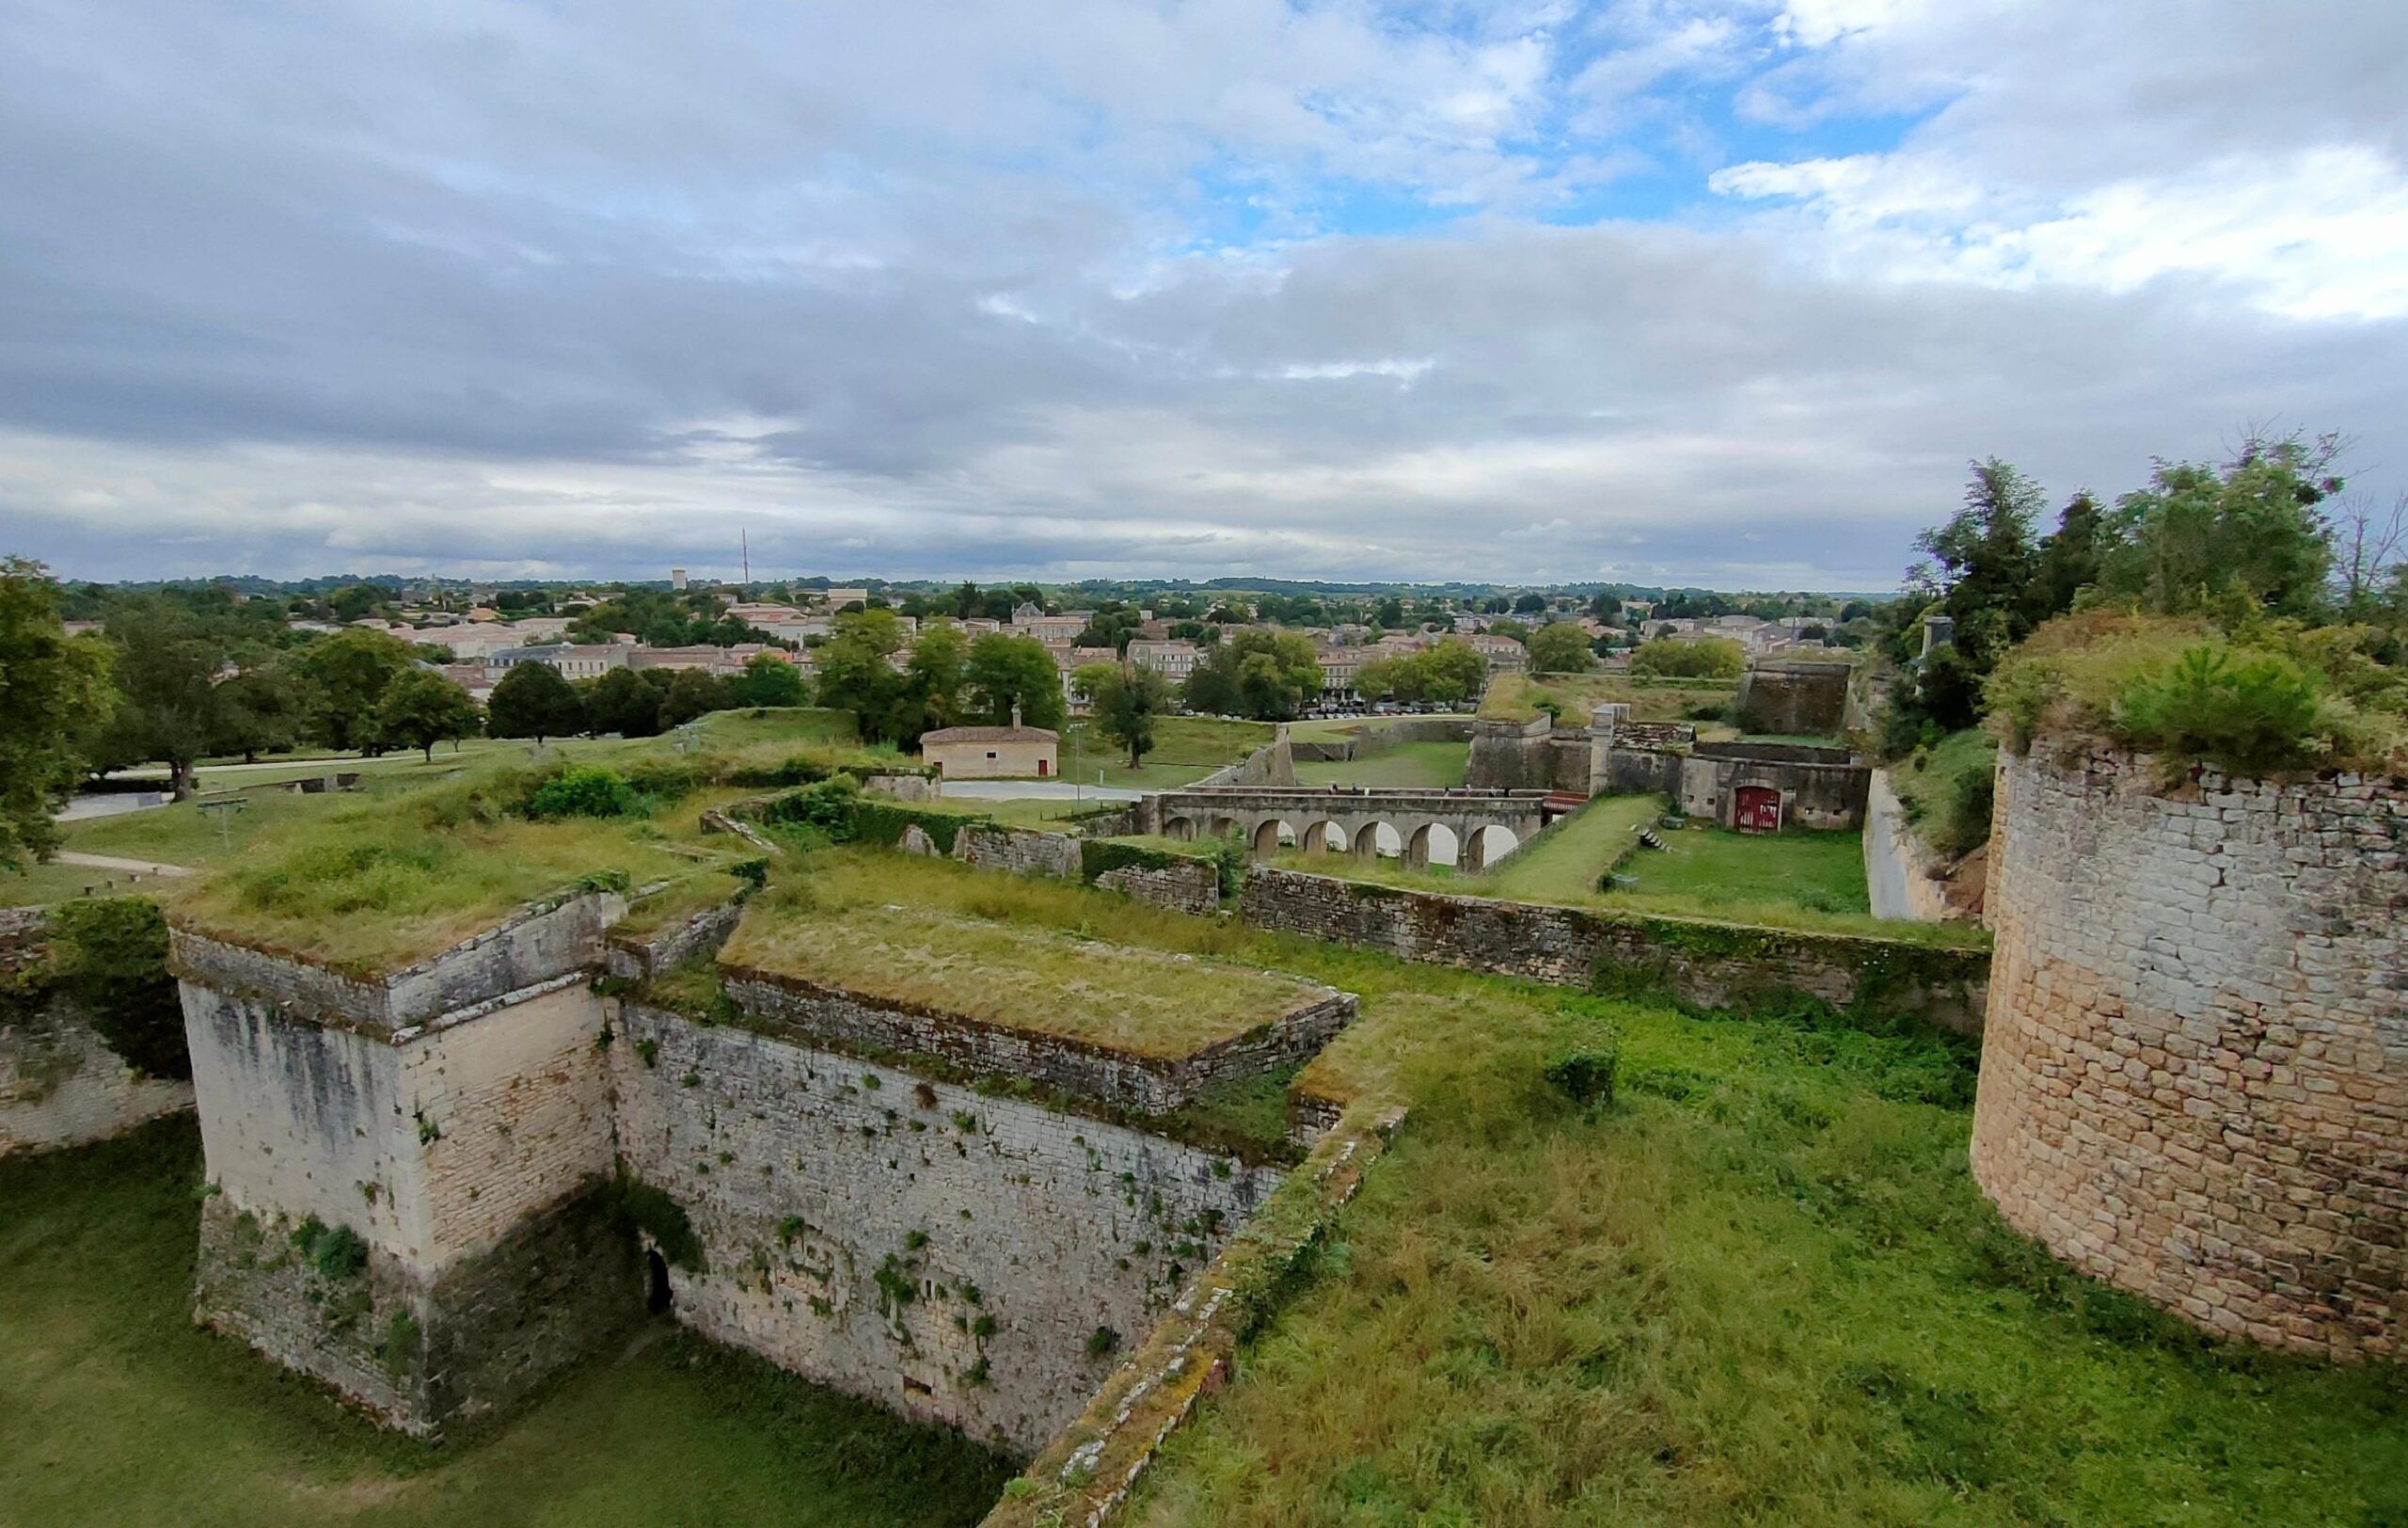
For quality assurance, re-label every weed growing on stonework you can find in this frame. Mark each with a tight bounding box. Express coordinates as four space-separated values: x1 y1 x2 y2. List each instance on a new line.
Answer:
636 1038 658 1068
1085 1325 1119 1361
289 1216 369 1280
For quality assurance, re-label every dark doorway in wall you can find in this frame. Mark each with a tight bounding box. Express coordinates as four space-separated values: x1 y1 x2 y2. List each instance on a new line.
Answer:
646 1249 673 1314
1735 785 1782 834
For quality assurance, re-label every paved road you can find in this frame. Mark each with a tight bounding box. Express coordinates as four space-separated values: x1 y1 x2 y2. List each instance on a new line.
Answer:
939 780 1144 803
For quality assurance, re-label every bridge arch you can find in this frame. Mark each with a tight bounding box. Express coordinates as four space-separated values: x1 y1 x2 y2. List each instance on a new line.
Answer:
1302 819 1344 855
1351 820 1395 858
1466 823 1521 873
1163 814 1196 841
1251 818 1295 856
1406 822 1460 869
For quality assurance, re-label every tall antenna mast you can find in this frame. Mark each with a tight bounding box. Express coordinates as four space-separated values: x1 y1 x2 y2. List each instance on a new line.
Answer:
741 528 750 589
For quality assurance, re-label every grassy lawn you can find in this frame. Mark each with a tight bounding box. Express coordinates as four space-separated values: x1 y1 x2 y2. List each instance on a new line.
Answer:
1612 824 1870 919
719 890 1322 1057
1481 794 1660 902
1057 716 1273 788
1293 741 1468 789
0 1118 1010 1528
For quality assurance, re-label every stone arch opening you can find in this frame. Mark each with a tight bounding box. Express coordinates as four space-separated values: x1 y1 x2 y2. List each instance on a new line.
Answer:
1303 820 1344 855
1468 823 1520 872
646 1249 673 1315
1351 820 1393 858
1163 815 1196 842
1251 819 1294 856
1407 822 1459 870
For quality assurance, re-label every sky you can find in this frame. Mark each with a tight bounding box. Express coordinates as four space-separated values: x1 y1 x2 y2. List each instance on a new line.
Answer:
2 0 2403 592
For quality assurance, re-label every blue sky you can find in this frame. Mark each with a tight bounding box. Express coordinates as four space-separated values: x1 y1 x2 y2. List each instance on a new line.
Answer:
1 0 2402 589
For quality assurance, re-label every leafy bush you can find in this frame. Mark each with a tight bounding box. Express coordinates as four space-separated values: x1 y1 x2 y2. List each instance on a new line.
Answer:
611 1176 705 1272
1629 635 1745 680
290 1215 370 1280
44 898 186 1080
1544 1045 1619 1110
2113 645 2322 777
526 766 645 820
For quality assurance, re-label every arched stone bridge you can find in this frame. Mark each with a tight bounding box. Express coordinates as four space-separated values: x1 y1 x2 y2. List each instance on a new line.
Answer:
1141 787 1560 872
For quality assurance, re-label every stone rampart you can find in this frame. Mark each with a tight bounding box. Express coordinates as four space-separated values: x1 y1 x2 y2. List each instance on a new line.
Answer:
2 907 194 1156
1734 659 1850 736
1679 744 1869 831
954 824 1085 879
603 898 746 980
610 1001 1286 1456
169 891 624 1034
1972 748 2407 1361
1240 867 1987 1033
1091 859 1221 915
720 966 1354 1115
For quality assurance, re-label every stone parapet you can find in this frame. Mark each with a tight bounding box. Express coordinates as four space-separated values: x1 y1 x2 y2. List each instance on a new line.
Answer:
720 966 1355 1115
1972 747 2407 1362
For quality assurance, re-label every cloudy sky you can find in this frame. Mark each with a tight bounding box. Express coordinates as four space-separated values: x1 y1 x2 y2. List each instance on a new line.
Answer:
3 0 2403 590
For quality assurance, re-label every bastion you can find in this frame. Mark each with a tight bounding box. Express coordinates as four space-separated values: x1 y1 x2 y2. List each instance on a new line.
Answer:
166 872 1355 1452
1972 747 2407 1361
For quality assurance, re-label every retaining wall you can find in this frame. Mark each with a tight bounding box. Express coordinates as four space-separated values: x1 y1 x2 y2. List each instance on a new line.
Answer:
720 966 1355 1115
1972 747 2407 1361
611 1001 1285 1456
1240 867 1987 1033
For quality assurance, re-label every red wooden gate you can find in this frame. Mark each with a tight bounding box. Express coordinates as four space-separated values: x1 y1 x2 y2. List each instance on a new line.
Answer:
1735 785 1782 834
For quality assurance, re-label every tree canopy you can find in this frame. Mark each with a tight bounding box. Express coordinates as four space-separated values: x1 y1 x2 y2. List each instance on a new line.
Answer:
0 559 115 869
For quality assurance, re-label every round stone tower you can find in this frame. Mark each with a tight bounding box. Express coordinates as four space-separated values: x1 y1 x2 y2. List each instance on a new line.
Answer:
1972 746 2405 1361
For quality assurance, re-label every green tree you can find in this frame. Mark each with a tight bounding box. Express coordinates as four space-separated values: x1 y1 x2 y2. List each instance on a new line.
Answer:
659 668 730 728
880 621 971 746
1914 457 2047 670
2098 433 2340 618
1182 644 1244 715
0 559 115 869
1225 630 1323 720
1075 663 1174 768
1628 636 1745 679
485 661 586 743
727 652 807 708
2035 491 2109 615
211 662 308 763
583 667 664 737
964 634 1066 729
1527 623 1595 674
91 608 232 799
373 668 482 761
1512 593 1547 614
1418 639 1488 705
293 627 419 752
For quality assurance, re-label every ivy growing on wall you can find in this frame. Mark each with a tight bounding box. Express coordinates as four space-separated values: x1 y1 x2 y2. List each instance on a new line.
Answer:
38 898 189 1081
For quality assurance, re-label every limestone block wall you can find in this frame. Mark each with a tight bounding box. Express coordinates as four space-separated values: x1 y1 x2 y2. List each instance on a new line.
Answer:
1091 859 1221 915
610 1002 1285 1455
1972 748 2406 1361
1242 866 1988 1033
721 967 1355 1115
1734 661 1849 736
179 937 632 1430
954 825 1084 880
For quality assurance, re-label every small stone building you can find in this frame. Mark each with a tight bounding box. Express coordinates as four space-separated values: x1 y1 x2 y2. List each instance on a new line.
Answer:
919 718 1058 779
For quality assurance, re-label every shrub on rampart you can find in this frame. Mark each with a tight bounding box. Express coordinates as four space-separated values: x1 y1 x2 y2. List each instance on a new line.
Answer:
526 766 646 820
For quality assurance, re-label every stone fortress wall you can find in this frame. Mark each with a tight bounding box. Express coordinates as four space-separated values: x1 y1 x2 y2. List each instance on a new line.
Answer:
166 890 1337 1450
611 1003 1282 1454
1972 748 2406 1361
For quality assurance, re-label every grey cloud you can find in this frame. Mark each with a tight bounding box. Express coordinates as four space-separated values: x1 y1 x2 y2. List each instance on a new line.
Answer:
0 0 2401 588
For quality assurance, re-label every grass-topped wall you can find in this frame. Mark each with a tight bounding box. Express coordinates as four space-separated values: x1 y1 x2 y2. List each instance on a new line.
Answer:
1239 866 1988 1036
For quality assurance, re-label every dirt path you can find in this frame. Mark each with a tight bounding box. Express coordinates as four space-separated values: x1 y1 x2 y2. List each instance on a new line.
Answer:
53 852 196 879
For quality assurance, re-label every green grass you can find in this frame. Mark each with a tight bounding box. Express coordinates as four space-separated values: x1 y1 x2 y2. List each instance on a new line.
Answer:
0 1117 1011 1528
0 856 182 908
1057 716 1273 788
1481 795 1660 902
1481 672 1738 724
1133 987 2408 1526
1293 741 1468 788
1613 824 1871 919
719 890 1327 1058
1889 728 2000 858
168 788 723 975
